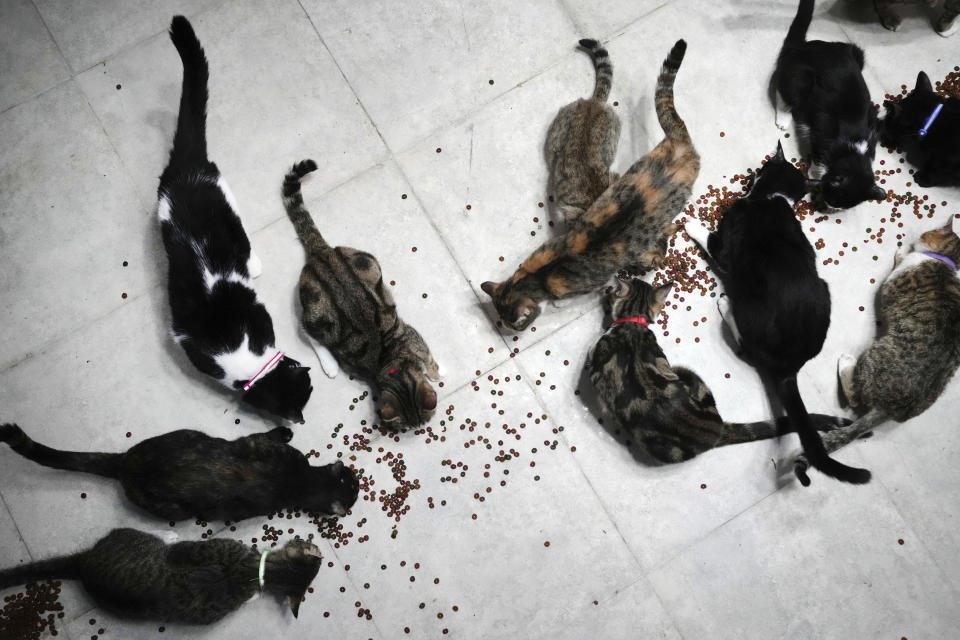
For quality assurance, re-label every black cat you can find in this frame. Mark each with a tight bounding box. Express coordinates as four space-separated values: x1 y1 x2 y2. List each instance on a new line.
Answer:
773 0 886 209
157 16 312 421
0 529 322 623
881 71 960 187
0 423 358 521
685 142 871 485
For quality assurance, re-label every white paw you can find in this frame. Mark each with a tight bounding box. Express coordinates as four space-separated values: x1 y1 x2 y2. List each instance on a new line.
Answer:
550 297 573 309
151 530 180 545
683 221 711 251
717 294 732 318
775 113 792 132
247 251 262 279
838 353 856 376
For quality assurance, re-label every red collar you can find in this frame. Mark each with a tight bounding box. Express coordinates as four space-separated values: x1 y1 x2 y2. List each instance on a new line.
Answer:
612 316 649 327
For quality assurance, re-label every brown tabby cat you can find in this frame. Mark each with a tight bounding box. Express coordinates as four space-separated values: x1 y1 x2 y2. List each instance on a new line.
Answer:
794 218 960 484
844 0 959 35
545 38 621 225
482 39 697 331
589 279 849 463
282 160 439 427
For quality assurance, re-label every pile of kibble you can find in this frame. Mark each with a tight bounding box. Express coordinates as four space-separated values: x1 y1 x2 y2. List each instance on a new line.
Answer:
0 580 64 639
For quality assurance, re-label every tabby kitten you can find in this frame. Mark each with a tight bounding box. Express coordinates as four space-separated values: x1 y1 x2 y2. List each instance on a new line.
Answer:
482 39 697 330
0 423 358 521
0 529 321 623
158 17 312 421
282 160 439 427
685 141 870 484
881 71 960 187
845 0 957 35
774 0 886 209
794 218 960 483
589 279 850 463
545 38 622 225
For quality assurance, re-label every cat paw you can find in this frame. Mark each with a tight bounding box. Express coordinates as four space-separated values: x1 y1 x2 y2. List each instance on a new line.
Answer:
775 114 792 132
913 171 933 188
150 530 180 544
716 294 732 318
838 353 857 404
247 251 263 279
269 426 295 443
309 341 340 378
683 221 711 250
878 14 901 31
793 454 812 487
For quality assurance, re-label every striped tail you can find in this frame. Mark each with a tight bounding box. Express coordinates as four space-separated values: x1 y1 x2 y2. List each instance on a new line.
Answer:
784 0 814 47
166 16 209 170
0 554 82 590
718 413 851 446
282 159 327 251
0 423 122 478
578 39 613 102
654 39 689 142
794 408 885 486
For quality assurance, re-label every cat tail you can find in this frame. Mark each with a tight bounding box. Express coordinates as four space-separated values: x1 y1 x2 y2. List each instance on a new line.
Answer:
718 413 850 445
794 408 885 485
0 423 122 478
784 0 814 47
776 376 871 485
0 554 83 590
654 39 690 143
578 39 613 102
167 16 209 168
282 159 328 251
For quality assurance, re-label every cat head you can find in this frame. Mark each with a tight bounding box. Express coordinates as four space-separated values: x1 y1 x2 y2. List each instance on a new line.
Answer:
917 217 960 262
376 364 437 427
480 280 541 331
748 141 809 203
302 460 360 516
263 538 323 618
241 357 312 422
604 278 674 321
816 146 886 210
881 71 940 148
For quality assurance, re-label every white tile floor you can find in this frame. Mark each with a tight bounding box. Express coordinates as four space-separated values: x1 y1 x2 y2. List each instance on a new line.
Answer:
1 0 959 638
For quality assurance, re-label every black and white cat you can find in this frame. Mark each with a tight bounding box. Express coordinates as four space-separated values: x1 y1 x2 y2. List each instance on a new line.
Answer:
685 141 871 485
773 0 886 209
157 16 311 421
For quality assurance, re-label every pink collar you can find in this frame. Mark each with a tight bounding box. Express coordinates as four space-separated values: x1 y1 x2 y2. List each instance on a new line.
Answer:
243 351 284 392
612 316 650 327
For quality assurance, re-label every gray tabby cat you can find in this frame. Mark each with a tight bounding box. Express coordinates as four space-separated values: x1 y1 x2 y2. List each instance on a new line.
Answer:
0 529 322 623
589 278 849 463
795 218 960 483
545 38 622 225
282 160 439 427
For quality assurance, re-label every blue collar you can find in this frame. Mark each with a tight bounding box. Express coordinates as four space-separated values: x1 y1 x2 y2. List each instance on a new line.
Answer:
924 251 957 271
918 103 944 137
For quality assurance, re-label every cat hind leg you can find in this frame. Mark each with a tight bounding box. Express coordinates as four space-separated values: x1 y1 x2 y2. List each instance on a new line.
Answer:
306 334 340 378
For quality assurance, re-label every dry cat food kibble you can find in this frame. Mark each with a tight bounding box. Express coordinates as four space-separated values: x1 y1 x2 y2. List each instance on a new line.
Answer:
0 580 64 640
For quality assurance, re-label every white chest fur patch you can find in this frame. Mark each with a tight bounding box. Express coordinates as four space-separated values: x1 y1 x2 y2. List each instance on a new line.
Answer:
887 251 933 282
212 334 275 386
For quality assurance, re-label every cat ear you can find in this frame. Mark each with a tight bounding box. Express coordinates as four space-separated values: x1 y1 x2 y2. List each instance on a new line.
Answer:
288 595 302 619
773 140 785 161
416 381 437 411
915 71 932 94
653 282 674 306
869 184 887 201
480 281 501 297
614 278 631 298
379 397 400 423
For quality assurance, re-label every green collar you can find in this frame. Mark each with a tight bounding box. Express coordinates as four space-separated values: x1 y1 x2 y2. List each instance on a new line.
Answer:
258 548 270 590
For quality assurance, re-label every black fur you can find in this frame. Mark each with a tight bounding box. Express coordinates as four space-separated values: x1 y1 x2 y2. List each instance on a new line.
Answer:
774 0 886 209
693 143 870 484
0 423 358 521
157 16 311 421
881 71 960 187
0 529 322 623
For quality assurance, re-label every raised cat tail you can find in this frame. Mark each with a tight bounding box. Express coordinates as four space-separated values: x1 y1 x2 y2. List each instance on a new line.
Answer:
166 16 210 170
0 553 83 590
0 423 122 478
776 377 871 485
578 39 613 102
784 0 814 47
654 39 689 142
282 159 328 251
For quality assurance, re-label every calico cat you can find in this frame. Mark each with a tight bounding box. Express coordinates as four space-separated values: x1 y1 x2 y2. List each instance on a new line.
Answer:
0 423 358 521
482 39 697 331
545 38 622 225
881 71 960 186
588 278 850 463
157 16 312 421
0 529 321 623
794 218 960 483
282 160 439 427
774 0 886 209
684 141 871 484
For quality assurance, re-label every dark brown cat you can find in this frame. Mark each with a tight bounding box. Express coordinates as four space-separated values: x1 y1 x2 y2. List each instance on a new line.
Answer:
282 160 439 427
482 39 697 330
